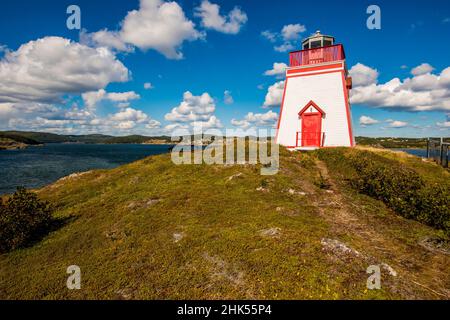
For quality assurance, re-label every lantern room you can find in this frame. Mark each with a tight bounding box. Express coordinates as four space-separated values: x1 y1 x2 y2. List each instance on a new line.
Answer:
301 30 335 49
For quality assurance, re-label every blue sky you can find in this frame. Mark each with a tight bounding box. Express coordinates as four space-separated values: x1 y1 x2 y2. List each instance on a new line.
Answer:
0 0 449 137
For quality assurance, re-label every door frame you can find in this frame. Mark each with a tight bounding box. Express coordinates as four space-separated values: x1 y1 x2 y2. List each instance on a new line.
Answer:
298 100 326 147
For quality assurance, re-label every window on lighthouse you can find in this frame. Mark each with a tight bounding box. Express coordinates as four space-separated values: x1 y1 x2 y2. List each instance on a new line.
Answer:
310 40 321 49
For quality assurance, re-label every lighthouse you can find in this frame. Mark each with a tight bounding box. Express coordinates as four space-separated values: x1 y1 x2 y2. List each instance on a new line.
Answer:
275 31 354 149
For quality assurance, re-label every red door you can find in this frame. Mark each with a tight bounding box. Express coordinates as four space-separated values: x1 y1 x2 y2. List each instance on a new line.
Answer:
301 113 322 147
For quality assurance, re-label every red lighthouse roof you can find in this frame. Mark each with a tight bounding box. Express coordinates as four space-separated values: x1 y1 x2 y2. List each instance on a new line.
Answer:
289 31 345 67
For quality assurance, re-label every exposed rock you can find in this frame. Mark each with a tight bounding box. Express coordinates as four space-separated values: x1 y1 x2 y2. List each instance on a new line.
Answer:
227 172 243 181
419 237 450 255
381 263 398 277
145 199 160 207
256 187 268 192
260 227 281 238
173 232 185 243
104 228 127 241
321 238 362 257
127 198 160 211
321 238 398 277
202 253 245 287
58 171 92 182
287 188 306 196
115 288 135 300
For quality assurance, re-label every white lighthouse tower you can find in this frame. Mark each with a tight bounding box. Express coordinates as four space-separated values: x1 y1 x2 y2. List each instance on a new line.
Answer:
275 31 354 149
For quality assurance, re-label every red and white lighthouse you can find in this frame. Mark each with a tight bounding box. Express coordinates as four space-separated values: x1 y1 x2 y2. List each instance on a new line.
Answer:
275 31 354 149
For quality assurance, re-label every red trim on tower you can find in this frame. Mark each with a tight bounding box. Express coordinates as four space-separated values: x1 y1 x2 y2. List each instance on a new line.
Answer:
340 70 354 147
287 69 342 79
298 100 326 116
275 77 289 144
287 62 343 75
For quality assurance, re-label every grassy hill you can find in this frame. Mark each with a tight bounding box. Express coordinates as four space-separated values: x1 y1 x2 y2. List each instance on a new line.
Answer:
0 146 449 299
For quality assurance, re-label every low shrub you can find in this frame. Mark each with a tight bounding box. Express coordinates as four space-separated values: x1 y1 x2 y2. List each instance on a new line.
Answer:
318 149 450 235
0 187 53 253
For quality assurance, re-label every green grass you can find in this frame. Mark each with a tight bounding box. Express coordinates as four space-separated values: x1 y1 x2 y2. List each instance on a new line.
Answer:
0 147 448 299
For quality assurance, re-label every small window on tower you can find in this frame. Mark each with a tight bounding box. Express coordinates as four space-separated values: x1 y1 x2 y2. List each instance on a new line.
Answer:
323 40 332 47
303 42 309 49
310 40 321 48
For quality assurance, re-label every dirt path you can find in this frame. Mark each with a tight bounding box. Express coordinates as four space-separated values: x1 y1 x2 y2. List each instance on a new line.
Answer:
313 159 450 299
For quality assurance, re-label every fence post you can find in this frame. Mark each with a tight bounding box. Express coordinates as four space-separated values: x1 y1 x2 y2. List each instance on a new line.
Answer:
444 145 449 168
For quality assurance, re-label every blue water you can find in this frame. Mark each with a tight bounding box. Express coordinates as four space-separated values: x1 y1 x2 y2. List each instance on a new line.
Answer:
390 148 427 158
0 143 172 195
0 145 428 195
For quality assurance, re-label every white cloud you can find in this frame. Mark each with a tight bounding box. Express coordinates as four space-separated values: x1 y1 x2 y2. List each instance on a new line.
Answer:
359 116 379 126
231 119 251 129
192 115 223 129
110 107 148 123
80 29 133 52
164 123 188 131
281 24 306 41
264 62 287 79
349 63 379 87
261 30 277 43
146 119 162 129
231 110 278 129
274 43 295 53
165 91 216 122
81 89 106 109
0 44 8 54
82 0 204 60
246 110 278 124
107 91 140 102
411 63 434 76
1 101 161 135
144 82 154 90
261 24 306 52
164 91 222 131
387 120 408 128
224 90 234 104
117 102 131 108
263 80 285 108
82 89 140 109
195 0 247 34
107 107 160 130
120 0 203 59
0 37 129 104
349 63 450 112
436 121 450 128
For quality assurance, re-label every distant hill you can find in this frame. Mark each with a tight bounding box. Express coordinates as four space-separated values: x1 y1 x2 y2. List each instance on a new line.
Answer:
0 132 41 145
2 131 448 148
355 136 449 149
103 135 172 144
0 131 172 144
